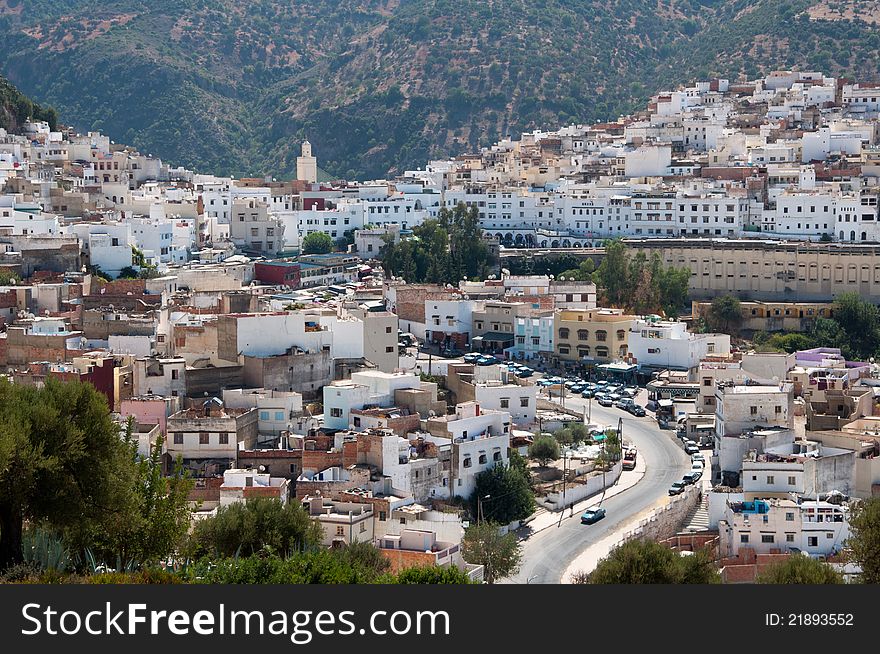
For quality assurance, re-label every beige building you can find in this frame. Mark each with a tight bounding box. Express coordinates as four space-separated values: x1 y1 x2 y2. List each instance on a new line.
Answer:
628 238 880 303
229 199 285 256
472 300 531 353
554 308 636 363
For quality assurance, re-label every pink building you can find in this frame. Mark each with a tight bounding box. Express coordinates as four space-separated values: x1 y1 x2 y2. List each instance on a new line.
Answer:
119 395 181 435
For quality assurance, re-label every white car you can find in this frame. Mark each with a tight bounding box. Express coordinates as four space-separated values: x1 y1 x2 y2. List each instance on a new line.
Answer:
691 453 705 463
691 461 704 471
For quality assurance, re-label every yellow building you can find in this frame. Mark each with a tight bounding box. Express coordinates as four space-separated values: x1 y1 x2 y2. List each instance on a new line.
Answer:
691 300 834 333
554 308 636 363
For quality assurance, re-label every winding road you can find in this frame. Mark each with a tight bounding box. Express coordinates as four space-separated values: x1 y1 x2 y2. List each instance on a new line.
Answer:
507 390 691 584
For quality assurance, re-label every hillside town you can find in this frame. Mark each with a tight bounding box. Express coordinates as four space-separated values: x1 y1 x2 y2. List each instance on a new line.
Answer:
3 69 880 583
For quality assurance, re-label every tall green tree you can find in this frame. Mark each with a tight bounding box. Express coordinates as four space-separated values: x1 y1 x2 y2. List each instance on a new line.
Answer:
528 434 560 467
847 497 880 583
85 419 193 568
586 538 719 584
706 294 743 336
593 239 629 307
470 462 535 525
460 521 522 584
831 292 880 360
756 555 844 584
0 379 135 570
187 497 322 559
302 231 334 254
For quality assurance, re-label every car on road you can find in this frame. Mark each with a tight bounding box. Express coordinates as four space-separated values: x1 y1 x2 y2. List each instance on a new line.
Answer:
515 367 534 378
570 383 586 393
596 394 614 407
628 404 646 417
581 389 595 398
616 397 635 410
580 507 607 524
685 443 699 455
669 481 686 496
463 352 482 363
476 355 498 366
691 453 705 464
691 461 704 472
606 392 622 403
682 470 701 484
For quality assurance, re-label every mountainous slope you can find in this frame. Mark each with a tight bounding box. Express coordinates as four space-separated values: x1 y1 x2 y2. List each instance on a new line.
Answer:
1 0 877 179
0 74 56 133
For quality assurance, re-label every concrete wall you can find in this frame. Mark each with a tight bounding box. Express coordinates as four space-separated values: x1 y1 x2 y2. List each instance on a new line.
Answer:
542 460 623 511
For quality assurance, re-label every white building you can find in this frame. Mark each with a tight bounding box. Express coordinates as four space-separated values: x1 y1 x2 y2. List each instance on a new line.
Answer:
628 318 730 372
323 371 424 431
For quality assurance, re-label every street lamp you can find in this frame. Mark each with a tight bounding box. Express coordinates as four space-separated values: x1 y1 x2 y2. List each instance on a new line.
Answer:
478 494 491 524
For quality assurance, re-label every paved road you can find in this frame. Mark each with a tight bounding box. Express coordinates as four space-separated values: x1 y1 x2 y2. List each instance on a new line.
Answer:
507 389 691 584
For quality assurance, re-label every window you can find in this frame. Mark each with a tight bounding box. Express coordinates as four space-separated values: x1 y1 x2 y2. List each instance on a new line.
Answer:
330 408 343 417
740 534 749 543
520 397 529 407
559 328 570 339
386 346 394 353
775 405 782 414
761 534 774 543
379 511 387 521
766 475 775 485
260 411 270 420
463 457 472 468
577 329 589 341
173 434 183 445
788 476 796 486
219 433 229 445
596 330 607 342
171 369 179 380
275 411 285 421
785 512 794 521
493 451 502 461
336 526 345 537
385 326 392 333
359 522 366 533
199 432 209 445
808 536 818 547
786 534 795 543
500 398 510 408
750 406 757 415
478 454 487 464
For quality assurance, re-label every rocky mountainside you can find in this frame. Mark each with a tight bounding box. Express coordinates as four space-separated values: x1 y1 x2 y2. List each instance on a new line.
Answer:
1 0 877 179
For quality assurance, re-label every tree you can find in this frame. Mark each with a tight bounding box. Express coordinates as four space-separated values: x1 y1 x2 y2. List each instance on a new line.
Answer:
460 521 522 584
705 295 742 336
587 538 719 584
85 419 193 568
187 497 322 559
390 565 473 584
831 292 880 360
117 266 139 279
593 239 629 307
529 434 560 466
0 379 135 570
0 268 20 285
847 497 880 583
470 463 535 525
301 231 334 254
757 555 844 584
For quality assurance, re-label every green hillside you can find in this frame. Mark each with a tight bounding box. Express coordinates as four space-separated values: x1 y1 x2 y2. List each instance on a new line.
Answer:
0 0 876 178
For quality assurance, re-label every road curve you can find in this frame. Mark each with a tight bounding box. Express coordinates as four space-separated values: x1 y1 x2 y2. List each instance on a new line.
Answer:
507 394 691 584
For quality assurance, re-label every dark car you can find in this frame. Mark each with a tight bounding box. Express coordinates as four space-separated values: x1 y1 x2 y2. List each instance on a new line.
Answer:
581 389 595 399
581 507 607 524
628 404 646 417
681 471 700 485
515 367 534 378
668 481 686 496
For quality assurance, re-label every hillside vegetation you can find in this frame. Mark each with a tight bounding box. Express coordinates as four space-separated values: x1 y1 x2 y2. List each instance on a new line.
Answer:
1 0 877 178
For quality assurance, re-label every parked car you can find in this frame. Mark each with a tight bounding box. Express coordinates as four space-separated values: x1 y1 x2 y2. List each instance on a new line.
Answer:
628 404 646 417
616 398 636 410
515 368 534 378
685 444 699 455
691 461 704 472
463 352 482 363
581 507 607 524
476 355 498 366
691 453 705 464
570 384 586 394
683 470 701 484
581 389 595 399
669 481 686 496
596 394 614 407
606 392 622 403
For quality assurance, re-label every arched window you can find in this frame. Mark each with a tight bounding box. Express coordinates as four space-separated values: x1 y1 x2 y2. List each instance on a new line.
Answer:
596 346 609 358
596 330 608 342
616 329 626 340
558 328 570 340
577 329 589 341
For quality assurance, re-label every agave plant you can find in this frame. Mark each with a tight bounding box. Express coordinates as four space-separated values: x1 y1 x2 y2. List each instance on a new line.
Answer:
21 527 70 573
